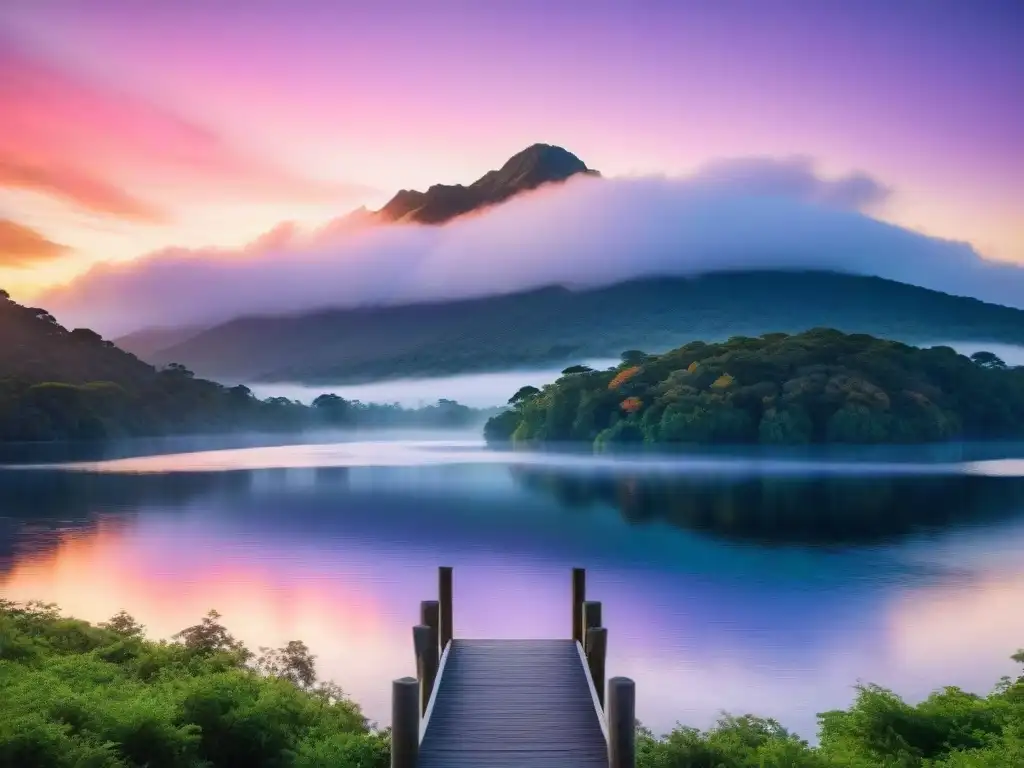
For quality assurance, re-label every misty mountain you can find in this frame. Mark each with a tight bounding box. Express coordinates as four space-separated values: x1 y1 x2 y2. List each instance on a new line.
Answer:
126 270 1024 385
116 325 206 360
0 292 488 442
374 143 599 224
44 145 1024 336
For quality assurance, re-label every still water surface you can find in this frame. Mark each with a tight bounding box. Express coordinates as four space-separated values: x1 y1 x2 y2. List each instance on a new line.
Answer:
2 435 1024 740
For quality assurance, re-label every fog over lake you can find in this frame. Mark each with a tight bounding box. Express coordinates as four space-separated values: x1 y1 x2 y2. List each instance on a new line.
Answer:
248 358 621 408
248 342 1024 409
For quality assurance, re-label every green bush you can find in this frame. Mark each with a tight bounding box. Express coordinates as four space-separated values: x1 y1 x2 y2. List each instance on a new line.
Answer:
0 601 387 768
2 600 1021 767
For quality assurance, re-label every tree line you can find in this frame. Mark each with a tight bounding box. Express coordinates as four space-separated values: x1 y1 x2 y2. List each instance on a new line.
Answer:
0 370 486 442
0 291 488 442
486 329 1024 448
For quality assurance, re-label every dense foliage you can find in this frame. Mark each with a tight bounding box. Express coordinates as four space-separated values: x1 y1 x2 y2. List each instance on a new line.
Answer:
2 601 1021 767
486 329 1024 447
0 292 487 442
635 674 1024 767
0 601 389 768
120 271 1024 385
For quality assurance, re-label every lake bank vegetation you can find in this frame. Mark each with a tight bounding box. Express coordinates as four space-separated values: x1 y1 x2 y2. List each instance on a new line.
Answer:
2 600 1021 767
0 291 490 442
486 329 1024 448
0 600 388 768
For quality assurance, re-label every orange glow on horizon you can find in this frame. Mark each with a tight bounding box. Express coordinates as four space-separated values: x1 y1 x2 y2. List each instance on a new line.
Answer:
886 575 1024 675
2 519 393 638
0 519 415 722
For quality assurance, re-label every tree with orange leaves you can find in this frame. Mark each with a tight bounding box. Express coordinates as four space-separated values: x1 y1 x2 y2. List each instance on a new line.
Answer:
620 396 643 413
608 366 641 390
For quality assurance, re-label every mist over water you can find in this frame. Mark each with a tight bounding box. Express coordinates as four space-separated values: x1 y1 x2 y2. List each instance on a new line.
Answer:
247 358 620 407
247 342 1024 409
929 341 1024 367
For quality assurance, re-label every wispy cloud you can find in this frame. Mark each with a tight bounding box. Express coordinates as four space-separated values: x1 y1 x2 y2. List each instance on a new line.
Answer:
0 156 167 223
0 33 370 221
39 156 1024 336
0 218 70 267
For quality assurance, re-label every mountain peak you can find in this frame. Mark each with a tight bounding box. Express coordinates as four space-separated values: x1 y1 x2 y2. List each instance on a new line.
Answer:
470 143 598 198
499 143 593 181
375 143 598 225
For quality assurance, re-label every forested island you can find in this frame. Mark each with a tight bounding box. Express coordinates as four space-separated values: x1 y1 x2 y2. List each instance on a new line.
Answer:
2 600 1021 767
0 291 489 442
485 329 1024 448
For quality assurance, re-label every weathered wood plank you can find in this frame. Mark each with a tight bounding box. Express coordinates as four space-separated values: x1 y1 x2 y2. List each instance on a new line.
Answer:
418 639 607 768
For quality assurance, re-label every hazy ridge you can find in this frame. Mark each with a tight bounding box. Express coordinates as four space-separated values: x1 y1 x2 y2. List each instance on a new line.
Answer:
122 271 1024 385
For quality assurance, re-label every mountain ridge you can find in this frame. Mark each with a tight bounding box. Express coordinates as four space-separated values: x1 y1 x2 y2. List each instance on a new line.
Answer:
119 270 1024 385
374 143 598 224
107 144 1024 385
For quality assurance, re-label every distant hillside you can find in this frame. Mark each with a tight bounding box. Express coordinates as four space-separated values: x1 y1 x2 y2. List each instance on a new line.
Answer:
374 143 599 224
0 292 483 442
0 291 258 440
0 294 157 385
116 325 206 360
133 270 1024 385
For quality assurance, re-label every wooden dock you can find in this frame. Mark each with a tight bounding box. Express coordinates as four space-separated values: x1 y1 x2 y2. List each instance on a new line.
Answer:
390 567 636 768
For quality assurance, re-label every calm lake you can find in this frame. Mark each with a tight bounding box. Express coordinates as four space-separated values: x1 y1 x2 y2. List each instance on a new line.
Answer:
2 433 1024 741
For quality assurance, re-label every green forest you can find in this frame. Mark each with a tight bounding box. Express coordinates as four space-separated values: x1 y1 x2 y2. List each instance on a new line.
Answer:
485 329 1024 448
2 601 1021 767
0 291 486 442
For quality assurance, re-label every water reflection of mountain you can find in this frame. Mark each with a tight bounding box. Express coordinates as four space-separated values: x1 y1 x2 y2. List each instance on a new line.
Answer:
509 466 1024 546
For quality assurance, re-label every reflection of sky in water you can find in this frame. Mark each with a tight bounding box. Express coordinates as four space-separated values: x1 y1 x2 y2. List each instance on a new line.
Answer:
14 439 1024 478
2 440 1024 740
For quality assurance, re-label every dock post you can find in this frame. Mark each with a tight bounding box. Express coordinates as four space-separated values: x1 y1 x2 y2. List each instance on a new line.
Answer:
413 624 438 716
607 677 636 768
572 567 586 643
421 599 440 654
391 676 420 768
439 566 453 649
586 626 607 708
582 599 602 641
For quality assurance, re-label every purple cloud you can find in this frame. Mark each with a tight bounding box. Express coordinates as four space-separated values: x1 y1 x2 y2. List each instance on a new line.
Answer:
686 156 890 211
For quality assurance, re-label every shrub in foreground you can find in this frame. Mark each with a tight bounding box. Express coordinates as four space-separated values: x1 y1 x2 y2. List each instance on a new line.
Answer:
1 600 1021 766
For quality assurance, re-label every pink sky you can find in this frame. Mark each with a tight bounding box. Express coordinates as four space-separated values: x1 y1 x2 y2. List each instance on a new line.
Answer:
0 0 1021 302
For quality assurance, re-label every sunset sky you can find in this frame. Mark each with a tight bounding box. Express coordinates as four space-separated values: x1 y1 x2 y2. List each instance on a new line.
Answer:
1 0 1021 304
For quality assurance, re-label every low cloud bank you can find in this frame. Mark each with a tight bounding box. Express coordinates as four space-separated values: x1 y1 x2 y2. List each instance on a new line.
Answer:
40 156 1024 336
248 358 622 409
